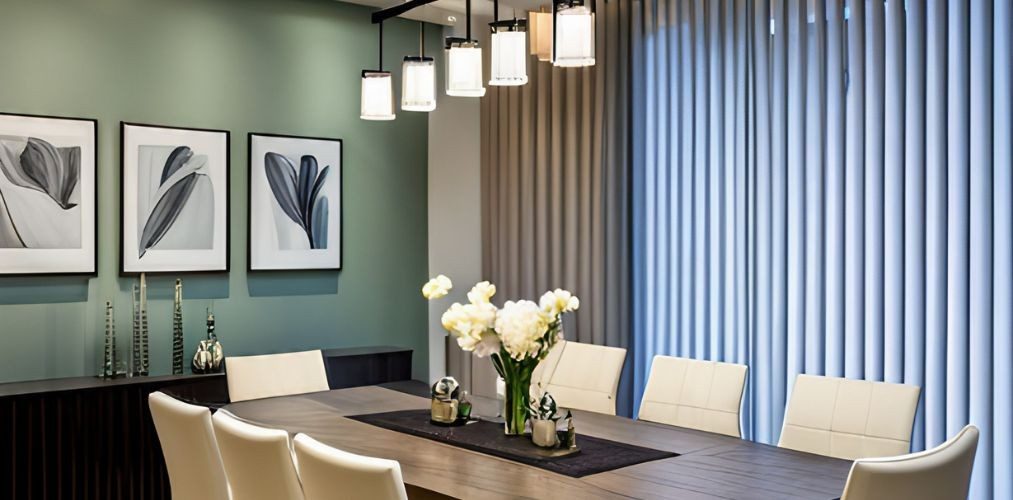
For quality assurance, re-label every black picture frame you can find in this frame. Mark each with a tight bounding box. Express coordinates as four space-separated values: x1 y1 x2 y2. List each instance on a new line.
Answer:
247 132 343 272
0 111 99 277
119 121 231 275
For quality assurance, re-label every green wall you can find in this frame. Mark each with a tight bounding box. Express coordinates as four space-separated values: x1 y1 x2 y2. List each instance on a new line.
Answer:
0 0 437 382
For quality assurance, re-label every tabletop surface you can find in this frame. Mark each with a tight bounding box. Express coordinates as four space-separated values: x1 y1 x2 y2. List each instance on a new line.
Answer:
223 384 851 500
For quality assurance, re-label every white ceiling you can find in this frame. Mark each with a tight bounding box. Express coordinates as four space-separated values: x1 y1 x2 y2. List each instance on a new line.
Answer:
336 0 549 26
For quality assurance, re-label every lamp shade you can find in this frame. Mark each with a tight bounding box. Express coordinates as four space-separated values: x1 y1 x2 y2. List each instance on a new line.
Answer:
529 11 552 62
489 25 528 86
445 39 486 97
402 56 436 112
360 71 395 121
553 5 595 67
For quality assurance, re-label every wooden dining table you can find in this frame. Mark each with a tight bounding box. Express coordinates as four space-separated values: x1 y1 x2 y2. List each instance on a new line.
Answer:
222 381 851 500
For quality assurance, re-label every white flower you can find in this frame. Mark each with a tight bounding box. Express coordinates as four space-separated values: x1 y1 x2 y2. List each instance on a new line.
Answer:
422 275 453 300
467 281 496 305
495 300 551 361
539 289 580 317
473 331 503 358
441 301 498 357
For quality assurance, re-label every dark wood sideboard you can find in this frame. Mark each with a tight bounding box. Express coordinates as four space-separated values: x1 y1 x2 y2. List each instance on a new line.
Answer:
0 346 414 500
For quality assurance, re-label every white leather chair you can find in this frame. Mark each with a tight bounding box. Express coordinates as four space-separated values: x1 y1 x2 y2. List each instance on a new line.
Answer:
293 433 408 500
148 391 231 500
531 340 627 415
212 411 304 500
225 350 329 402
638 355 748 437
841 425 979 500
779 374 921 460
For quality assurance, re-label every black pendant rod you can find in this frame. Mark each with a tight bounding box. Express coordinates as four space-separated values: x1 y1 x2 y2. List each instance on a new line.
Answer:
420 21 424 57
493 0 498 22
378 21 383 70
371 0 440 24
466 0 472 40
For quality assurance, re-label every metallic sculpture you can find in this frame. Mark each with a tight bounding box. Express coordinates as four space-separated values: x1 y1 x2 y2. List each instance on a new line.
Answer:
192 307 224 374
171 279 184 375
131 273 149 376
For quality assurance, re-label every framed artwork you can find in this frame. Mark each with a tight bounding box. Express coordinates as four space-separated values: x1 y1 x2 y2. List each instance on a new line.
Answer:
121 122 230 274
0 112 97 275
248 133 342 271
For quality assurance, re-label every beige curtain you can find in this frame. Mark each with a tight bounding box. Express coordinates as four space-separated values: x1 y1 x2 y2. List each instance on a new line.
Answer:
452 0 634 411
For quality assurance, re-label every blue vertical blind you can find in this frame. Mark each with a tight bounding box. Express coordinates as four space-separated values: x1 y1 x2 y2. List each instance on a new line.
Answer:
631 0 1012 498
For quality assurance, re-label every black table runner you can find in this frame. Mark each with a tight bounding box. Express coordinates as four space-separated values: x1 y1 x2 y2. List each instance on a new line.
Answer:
348 409 678 478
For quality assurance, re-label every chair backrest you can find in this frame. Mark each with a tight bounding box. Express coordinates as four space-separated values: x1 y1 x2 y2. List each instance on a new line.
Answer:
638 355 748 437
212 411 304 500
779 374 921 460
531 339 567 391
226 349 329 402
532 340 627 415
293 433 408 500
148 391 231 500
841 425 979 500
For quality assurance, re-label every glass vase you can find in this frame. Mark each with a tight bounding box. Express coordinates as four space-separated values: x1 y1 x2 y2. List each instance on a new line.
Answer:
502 367 533 435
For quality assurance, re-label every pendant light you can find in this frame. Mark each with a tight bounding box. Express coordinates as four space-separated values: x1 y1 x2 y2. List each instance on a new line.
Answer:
361 21 395 120
445 0 486 96
402 22 436 112
552 0 595 68
488 0 528 86
528 8 552 62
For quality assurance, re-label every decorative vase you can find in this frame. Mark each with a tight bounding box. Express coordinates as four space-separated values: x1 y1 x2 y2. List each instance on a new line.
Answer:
192 308 224 374
496 354 536 436
531 418 558 447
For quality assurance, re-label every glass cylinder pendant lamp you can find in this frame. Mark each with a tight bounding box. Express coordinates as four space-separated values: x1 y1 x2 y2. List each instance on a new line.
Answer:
402 22 436 112
361 22 395 120
488 0 528 86
552 0 595 67
445 39 485 96
445 0 486 96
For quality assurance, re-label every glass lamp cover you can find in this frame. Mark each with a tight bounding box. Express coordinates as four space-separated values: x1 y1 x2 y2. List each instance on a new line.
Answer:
445 43 486 97
360 71 395 120
402 57 436 112
489 30 528 86
528 11 552 62
553 6 595 67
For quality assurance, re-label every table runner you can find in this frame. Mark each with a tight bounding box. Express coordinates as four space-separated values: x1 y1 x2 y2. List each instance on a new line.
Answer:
348 409 678 478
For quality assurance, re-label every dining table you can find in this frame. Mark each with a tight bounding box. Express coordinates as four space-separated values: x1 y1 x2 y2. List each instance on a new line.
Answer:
221 381 851 499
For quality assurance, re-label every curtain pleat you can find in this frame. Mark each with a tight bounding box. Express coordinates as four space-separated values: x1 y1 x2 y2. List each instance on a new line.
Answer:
945 0 970 441
882 0 904 385
824 0 845 378
633 0 1013 497
923 0 948 452
993 2 1012 498
803 0 826 377
968 0 994 496
902 0 926 453
750 0 773 444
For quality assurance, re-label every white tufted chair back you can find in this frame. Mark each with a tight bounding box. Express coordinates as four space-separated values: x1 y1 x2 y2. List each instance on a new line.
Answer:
148 391 231 500
225 350 329 402
293 433 408 500
531 340 627 415
779 374 920 460
212 411 304 500
638 355 748 437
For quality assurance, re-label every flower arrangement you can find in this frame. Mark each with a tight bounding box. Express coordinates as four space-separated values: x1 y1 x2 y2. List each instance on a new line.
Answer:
422 275 579 435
